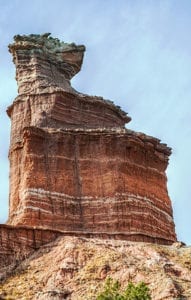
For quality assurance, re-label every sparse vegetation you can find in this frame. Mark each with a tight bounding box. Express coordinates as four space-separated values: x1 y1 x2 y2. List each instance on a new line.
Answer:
96 277 151 300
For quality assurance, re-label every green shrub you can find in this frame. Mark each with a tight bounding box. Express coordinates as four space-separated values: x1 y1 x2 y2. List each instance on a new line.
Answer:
123 281 151 300
96 277 123 300
96 277 151 300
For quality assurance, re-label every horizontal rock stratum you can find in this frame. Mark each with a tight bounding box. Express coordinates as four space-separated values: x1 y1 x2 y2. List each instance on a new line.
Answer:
6 33 176 245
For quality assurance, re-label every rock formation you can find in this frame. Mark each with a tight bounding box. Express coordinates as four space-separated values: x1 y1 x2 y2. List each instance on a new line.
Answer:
0 224 61 273
6 33 176 245
1 237 191 299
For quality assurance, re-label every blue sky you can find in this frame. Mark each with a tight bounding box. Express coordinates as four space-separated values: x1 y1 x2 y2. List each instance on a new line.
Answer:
0 0 191 244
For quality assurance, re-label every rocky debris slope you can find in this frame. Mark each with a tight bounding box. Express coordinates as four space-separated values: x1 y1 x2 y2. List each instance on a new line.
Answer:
6 34 176 244
0 225 63 279
0 236 190 300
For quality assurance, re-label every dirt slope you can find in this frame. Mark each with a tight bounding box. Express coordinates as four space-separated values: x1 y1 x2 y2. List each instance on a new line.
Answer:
0 236 191 299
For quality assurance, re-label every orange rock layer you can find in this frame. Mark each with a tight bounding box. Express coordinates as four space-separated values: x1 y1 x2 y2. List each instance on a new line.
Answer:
7 124 175 244
6 34 176 245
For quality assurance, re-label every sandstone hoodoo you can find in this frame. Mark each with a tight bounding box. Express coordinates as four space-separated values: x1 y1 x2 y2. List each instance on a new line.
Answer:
7 33 176 245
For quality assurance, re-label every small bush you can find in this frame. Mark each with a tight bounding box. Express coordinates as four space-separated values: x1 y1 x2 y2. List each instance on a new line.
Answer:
96 277 151 300
123 281 151 300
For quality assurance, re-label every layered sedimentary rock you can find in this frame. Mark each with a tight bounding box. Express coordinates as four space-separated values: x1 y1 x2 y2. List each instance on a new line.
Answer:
7 33 176 244
0 225 61 272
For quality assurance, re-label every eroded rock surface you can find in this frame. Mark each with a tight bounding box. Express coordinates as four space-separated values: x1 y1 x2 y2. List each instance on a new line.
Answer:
6 33 176 244
8 33 85 94
0 225 62 280
0 236 191 299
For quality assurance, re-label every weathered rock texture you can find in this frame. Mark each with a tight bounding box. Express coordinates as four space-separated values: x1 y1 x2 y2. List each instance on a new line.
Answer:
1 236 191 300
0 225 62 278
7 33 176 245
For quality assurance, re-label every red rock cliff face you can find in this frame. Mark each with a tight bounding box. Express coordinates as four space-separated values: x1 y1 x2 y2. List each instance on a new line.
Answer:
7 34 176 244
0 225 61 272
